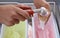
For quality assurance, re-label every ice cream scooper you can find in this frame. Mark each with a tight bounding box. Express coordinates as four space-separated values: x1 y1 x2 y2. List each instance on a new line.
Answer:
27 7 50 30
27 7 50 24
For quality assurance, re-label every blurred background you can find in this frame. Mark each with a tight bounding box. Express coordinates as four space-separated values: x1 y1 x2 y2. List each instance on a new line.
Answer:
0 0 60 37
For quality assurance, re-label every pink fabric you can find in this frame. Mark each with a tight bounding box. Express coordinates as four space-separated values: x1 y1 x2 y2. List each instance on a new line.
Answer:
33 14 56 38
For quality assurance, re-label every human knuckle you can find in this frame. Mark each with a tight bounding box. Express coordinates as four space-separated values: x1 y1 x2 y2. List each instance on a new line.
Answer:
7 22 14 26
11 12 17 16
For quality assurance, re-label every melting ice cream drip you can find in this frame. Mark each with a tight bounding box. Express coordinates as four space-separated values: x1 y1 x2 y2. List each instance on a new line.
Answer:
39 7 49 30
38 7 49 38
39 20 45 30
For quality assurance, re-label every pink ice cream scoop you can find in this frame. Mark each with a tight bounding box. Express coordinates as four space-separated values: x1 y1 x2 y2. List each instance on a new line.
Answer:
32 13 59 38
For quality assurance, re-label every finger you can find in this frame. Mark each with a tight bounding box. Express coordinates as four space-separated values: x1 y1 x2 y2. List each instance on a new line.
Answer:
16 13 26 21
14 7 29 18
11 12 26 21
0 16 15 26
33 0 50 11
13 19 19 24
2 19 15 26
12 13 26 21
6 18 20 25
16 4 31 10
9 18 19 24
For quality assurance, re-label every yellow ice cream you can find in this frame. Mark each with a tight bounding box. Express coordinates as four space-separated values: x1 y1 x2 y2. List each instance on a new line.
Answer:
3 21 26 38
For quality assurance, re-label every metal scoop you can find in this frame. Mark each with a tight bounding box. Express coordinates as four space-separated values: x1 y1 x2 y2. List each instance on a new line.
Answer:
27 7 50 30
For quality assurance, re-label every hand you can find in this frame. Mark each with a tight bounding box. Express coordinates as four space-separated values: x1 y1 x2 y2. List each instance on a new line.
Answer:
33 0 50 11
33 0 51 24
0 4 31 26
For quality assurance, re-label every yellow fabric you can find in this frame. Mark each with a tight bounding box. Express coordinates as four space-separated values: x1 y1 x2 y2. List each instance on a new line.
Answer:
3 21 26 38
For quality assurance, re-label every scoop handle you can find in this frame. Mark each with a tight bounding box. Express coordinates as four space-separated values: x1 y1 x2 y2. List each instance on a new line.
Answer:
26 10 34 16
